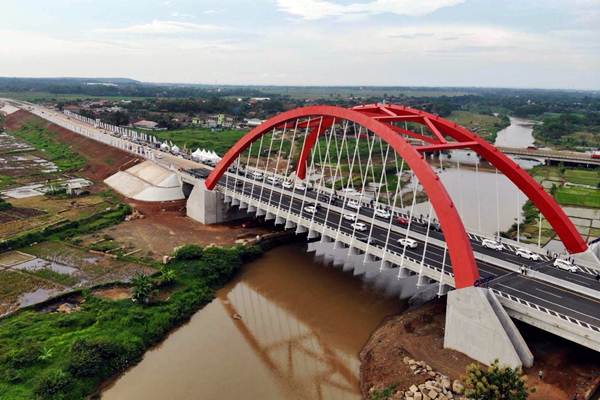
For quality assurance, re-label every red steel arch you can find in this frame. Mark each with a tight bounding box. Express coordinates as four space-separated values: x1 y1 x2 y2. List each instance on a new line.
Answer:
206 105 480 288
205 104 588 288
349 104 587 254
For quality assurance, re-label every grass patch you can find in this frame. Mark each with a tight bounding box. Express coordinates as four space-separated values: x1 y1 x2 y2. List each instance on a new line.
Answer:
8 122 85 172
555 186 600 208
563 169 600 187
0 175 15 190
29 269 79 287
153 127 246 155
0 270 54 304
0 204 132 253
0 245 262 400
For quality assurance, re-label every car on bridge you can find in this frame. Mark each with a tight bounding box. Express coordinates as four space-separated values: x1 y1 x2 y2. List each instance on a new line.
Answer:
374 208 391 219
340 187 358 195
395 216 409 225
282 180 293 189
397 238 418 249
343 213 357 221
347 199 361 210
553 258 579 273
515 248 542 261
356 234 375 244
303 205 318 214
351 222 368 232
251 171 264 180
294 182 311 190
481 239 504 251
266 176 280 185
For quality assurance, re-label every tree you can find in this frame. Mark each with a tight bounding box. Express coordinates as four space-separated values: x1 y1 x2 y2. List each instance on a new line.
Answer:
131 273 155 304
464 360 534 400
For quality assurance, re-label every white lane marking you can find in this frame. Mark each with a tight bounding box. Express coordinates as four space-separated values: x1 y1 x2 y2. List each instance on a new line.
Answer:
535 288 563 299
495 283 600 324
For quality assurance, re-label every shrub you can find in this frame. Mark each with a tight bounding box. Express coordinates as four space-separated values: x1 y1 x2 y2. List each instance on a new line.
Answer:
34 369 72 399
69 337 126 378
131 273 156 304
464 359 534 400
174 244 204 260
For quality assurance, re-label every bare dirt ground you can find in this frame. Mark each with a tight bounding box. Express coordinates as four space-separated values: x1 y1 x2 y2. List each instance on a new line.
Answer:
360 299 600 400
82 211 275 260
4 110 141 182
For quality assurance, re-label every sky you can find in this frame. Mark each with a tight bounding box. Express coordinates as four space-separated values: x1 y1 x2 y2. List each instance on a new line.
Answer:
0 0 599 89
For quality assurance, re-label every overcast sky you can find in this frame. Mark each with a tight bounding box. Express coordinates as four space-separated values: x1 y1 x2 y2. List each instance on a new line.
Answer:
1 0 599 89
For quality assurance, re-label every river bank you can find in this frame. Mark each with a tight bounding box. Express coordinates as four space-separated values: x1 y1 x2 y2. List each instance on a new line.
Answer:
360 299 600 400
0 244 265 400
101 243 405 399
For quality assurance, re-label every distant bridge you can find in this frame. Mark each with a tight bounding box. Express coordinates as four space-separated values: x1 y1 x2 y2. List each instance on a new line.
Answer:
498 146 600 167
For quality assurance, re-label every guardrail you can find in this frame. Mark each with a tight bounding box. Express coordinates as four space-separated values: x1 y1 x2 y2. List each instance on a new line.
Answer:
491 288 600 334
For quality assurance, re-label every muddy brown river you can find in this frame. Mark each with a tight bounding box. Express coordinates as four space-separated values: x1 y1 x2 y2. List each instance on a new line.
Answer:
102 244 404 400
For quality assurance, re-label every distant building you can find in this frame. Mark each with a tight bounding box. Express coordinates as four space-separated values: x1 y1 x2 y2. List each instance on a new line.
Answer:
132 120 159 130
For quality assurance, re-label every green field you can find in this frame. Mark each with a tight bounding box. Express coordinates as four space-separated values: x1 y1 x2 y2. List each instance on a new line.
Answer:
563 169 600 187
153 128 246 155
555 186 600 208
9 122 86 172
0 245 258 400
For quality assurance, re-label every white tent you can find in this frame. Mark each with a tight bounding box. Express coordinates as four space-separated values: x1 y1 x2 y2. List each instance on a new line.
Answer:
160 142 170 151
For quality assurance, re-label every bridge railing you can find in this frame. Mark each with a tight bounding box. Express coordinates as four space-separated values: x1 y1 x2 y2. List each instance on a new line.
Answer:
490 288 600 333
216 179 456 282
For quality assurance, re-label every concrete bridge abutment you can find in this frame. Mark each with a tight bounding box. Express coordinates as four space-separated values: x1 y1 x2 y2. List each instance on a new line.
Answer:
444 287 533 369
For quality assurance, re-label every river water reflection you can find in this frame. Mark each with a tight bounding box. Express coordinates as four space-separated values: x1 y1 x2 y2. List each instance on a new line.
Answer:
102 245 404 400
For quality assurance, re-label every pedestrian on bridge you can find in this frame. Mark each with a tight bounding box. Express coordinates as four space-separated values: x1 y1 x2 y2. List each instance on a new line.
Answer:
520 265 527 276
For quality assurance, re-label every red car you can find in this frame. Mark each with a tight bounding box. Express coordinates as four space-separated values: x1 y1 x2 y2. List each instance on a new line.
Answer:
396 216 409 225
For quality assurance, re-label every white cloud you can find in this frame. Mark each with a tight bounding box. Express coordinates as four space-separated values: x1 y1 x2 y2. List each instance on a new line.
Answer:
276 0 465 19
96 20 225 34
171 11 196 19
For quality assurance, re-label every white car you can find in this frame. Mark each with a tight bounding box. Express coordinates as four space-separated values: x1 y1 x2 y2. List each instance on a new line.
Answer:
266 176 280 185
351 222 368 232
553 258 578 273
482 239 504 251
343 213 357 221
374 208 391 219
251 171 264 180
282 180 293 189
515 248 542 261
397 238 418 249
347 200 361 210
303 205 317 214
294 182 307 190
340 187 358 194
